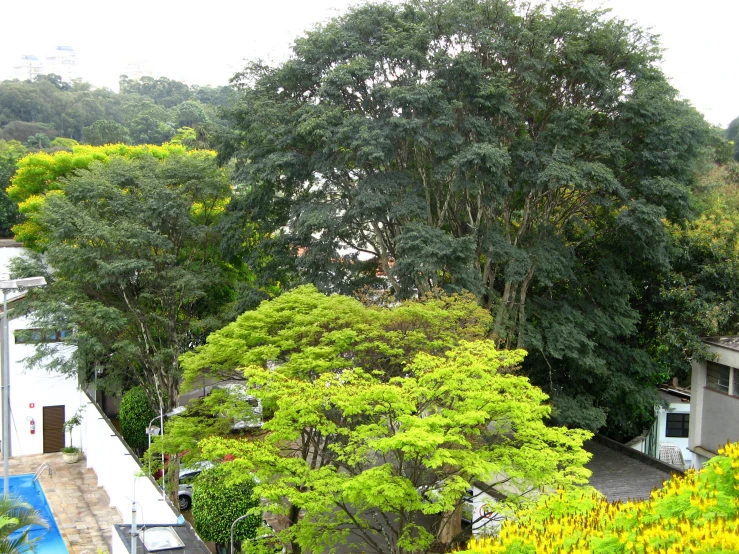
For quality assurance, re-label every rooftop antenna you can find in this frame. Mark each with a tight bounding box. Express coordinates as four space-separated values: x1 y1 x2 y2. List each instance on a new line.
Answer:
129 478 138 554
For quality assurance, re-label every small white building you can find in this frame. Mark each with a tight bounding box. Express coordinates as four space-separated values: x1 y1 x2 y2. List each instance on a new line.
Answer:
628 385 691 468
0 241 83 457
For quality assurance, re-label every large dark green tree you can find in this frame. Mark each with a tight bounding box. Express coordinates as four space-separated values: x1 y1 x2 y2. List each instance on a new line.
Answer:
11 150 237 412
221 0 711 436
0 140 24 236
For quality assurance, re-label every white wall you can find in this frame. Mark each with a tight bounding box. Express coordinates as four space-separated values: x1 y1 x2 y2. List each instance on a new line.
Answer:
0 244 83 456
81 397 179 525
655 402 691 467
8 312 82 456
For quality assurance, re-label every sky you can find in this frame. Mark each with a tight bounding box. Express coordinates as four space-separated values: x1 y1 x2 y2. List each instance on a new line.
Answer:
0 0 736 126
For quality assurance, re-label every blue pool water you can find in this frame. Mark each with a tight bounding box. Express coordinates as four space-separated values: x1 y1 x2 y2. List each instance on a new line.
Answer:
1 474 68 554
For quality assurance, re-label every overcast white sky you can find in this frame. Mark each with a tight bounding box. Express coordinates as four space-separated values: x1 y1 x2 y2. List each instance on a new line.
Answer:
1 0 736 126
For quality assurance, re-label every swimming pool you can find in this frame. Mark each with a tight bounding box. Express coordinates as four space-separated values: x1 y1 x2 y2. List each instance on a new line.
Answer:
1 474 68 554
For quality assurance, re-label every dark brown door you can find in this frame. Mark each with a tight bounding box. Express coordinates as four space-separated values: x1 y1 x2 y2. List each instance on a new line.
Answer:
42 406 65 453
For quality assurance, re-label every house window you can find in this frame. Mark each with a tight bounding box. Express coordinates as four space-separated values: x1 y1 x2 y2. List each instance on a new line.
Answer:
14 329 70 344
665 413 690 438
707 362 731 394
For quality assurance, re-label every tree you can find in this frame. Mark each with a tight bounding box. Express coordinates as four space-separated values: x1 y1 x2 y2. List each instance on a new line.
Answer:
0 495 48 554
7 143 189 248
181 284 493 388
175 101 209 129
196 340 591 554
182 288 591 554
10 149 236 416
221 0 711 436
129 115 174 145
119 387 156 454
81 119 130 145
638 162 739 381
0 122 56 143
24 133 50 149
463 442 739 553
0 140 25 237
191 464 261 554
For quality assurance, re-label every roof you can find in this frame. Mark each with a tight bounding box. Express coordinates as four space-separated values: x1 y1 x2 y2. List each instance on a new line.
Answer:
114 524 211 554
703 336 739 352
585 437 681 503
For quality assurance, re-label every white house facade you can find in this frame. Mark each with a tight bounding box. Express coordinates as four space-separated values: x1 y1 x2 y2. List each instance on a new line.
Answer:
0 240 84 456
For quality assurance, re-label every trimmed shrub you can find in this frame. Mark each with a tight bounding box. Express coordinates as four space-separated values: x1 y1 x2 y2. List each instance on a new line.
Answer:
119 386 155 453
192 464 261 554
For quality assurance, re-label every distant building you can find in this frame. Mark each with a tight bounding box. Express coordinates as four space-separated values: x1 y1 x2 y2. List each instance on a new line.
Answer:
44 46 78 82
689 336 739 469
11 55 44 81
11 46 78 82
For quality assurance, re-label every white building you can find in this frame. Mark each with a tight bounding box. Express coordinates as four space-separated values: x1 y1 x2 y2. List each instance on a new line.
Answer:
11 46 78 82
627 385 691 468
0 240 83 456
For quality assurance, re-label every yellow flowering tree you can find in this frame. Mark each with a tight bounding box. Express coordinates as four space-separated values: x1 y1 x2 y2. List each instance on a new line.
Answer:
463 443 739 554
7 143 194 248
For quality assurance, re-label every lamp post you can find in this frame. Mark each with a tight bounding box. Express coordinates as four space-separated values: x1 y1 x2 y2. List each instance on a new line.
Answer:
156 406 185 501
230 514 251 554
0 276 47 494
145 416 160 476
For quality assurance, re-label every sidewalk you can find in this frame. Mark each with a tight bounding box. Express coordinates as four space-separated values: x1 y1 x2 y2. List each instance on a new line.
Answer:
7 452 122 554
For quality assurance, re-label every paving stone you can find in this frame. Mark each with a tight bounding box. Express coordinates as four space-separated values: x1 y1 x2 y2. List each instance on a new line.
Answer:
5 452 123 553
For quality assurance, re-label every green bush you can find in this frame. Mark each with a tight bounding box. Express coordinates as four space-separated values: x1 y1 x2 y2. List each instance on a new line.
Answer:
192 464 261 554
119 386 156 453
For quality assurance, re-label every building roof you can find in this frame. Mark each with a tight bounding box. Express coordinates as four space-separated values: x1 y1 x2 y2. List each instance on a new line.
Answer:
585 437 681 503
114 524 211 554
703 336 739 352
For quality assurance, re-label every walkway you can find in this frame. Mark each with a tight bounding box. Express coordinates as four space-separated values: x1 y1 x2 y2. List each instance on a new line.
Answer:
7 452 122 554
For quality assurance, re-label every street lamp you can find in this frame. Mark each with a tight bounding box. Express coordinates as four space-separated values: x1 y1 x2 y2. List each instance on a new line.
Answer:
154 405 185 500
145 417 160 476
0 276 47 494
231 514 251 554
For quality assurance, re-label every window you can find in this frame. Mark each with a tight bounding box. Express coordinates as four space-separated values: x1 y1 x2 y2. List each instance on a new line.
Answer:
14 329 71 344
666 413 690 438
707 362 731 393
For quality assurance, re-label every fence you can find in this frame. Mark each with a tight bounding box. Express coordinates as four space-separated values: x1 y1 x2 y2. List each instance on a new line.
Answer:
80 391 179 525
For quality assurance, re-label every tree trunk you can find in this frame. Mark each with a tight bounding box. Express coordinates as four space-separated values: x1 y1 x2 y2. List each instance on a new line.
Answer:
437 506 462 549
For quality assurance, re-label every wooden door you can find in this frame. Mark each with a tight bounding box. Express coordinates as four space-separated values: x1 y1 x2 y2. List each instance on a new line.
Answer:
42 405 65 453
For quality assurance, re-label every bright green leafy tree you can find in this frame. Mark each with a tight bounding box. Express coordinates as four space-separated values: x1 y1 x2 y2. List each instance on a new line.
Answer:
182 288 592 554
220 0 712 437
10 148 236 418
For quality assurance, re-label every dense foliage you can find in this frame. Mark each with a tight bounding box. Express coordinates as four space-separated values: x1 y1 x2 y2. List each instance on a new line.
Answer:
184 287 592 554
119 386 156 453
463 442 739 554
221 0 712 437
0 140 25 236
0 74 230 146
191 464 261 553
10 148 237 412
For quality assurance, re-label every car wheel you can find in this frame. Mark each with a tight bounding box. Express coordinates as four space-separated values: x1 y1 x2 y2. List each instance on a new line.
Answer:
179 494 192 511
